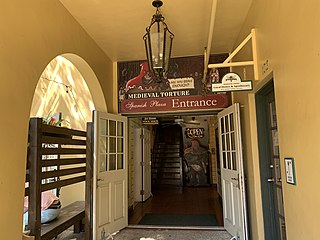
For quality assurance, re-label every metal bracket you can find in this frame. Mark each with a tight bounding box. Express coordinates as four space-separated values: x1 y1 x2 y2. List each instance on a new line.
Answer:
208 28 259 80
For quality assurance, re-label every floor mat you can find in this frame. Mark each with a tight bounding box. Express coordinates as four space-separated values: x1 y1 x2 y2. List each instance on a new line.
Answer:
138 213 218 226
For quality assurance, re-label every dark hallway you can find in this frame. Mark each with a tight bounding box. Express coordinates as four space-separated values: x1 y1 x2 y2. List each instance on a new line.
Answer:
129 117 222 227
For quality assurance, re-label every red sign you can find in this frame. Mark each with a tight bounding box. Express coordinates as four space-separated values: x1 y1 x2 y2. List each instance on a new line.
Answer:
118 55 230 115
120 93 228 114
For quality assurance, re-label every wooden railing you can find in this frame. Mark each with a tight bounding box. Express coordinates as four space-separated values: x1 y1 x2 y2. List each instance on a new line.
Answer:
25 118 89 239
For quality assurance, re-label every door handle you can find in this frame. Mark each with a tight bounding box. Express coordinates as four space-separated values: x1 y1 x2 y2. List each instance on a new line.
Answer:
97 178 104 182
267 178 274 182
231 175 240 189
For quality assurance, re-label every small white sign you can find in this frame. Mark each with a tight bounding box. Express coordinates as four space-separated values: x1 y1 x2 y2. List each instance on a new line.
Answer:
285 158 296 185
168 77 195 90
212 72 252 92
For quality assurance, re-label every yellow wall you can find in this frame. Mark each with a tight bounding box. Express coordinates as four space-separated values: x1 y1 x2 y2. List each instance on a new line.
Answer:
30 56 95 131
232 0 320 239
0 1 114 239
30 56 95 207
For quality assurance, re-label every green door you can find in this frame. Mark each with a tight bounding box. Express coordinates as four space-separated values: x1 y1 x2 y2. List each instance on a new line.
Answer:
256 81 286 240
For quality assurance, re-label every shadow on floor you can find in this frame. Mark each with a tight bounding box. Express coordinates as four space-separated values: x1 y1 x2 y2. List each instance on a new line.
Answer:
56 227 232 240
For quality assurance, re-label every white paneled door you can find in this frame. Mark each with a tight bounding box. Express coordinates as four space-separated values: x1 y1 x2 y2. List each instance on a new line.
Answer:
93 111 128 240
218 103 248 240
134 128 152 202
142 128 152 201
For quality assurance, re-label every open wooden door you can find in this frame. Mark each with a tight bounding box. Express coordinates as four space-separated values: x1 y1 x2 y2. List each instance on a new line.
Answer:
142 128 152 201
218 103 248 240
92 111 128 240
134 128 152 202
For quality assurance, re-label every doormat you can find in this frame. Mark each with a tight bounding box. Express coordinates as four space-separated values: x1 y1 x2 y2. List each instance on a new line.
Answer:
138 213 218 226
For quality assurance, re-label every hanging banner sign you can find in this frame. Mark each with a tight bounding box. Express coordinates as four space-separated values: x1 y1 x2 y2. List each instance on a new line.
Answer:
212 72 253 92
118 55 231 115
120 94 228 114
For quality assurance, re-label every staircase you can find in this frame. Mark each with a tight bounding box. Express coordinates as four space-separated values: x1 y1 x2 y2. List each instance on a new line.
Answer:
151 124 183 187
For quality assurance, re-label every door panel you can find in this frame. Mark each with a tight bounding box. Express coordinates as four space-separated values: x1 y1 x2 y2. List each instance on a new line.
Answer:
98 185 111 226
114 180 125 220
93 111 128 240
218 103 248 240
223 181 232 221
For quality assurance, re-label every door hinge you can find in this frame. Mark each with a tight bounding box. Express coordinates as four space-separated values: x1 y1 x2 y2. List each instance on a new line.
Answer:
140 134 144 139
140 190 145 195
140 162 144 166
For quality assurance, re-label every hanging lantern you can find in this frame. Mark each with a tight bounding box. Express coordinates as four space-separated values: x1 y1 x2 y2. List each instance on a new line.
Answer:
143 0 174 83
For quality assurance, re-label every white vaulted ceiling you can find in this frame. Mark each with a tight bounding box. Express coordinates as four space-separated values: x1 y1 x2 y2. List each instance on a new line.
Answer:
59 0 252 62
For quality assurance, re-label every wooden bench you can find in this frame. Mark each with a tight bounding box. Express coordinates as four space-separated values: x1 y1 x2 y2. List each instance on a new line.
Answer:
25 118 91 240
41 201 85 240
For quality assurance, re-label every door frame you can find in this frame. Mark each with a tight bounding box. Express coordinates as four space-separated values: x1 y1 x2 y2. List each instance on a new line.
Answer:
255 80 282 239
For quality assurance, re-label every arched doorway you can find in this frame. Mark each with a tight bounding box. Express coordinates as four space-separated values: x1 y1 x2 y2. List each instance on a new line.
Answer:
24 54 107 236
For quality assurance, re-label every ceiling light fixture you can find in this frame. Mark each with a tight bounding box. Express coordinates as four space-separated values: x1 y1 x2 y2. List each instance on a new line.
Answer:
143 0 174 84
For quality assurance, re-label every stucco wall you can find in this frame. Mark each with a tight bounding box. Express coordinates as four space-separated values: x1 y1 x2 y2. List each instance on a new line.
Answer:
30 56 95 207
0 1 113 239
232 0 320 239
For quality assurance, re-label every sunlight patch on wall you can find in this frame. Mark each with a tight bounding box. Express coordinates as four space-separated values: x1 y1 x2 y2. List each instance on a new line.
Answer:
30 56 95 131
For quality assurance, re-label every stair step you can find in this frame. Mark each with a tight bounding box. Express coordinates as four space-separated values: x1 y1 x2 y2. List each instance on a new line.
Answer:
152 173 181 179
152 168 180 173
152 158 182 164
152 153 181 157
152 167 181 172
152 179 182 185
152 162 180 168
152 149 181 153
157 144 181 148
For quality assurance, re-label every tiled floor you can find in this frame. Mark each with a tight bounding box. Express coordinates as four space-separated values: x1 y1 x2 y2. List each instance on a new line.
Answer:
56 228 232 240
113 228 232 240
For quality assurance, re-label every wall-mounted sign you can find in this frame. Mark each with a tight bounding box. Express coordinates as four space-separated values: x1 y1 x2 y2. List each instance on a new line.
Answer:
142 117 158 125
182 119 209 187
168 77 195 90
284 158 296 185
212 72 252 92
185 128 205 139
118 55 231 115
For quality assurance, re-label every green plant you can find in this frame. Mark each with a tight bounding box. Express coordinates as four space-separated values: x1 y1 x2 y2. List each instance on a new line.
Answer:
42 112 67 126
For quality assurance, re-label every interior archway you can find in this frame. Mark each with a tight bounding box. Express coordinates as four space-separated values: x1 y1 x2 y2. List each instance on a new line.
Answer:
62 53 107 113
24 54 107 233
